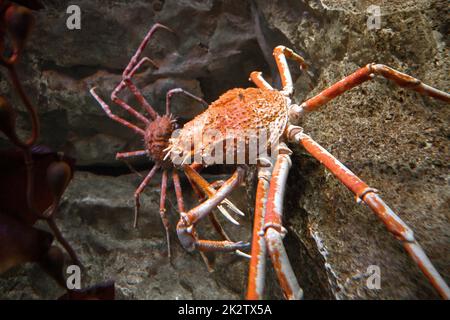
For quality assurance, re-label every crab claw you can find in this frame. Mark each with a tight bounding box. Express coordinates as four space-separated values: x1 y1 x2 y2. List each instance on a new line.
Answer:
235 250 251 259
217 205 240 225
216 198 245 226
177 213 250 254
222 199 245 216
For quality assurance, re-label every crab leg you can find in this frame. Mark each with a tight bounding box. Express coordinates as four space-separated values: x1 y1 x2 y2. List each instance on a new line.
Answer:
300 63 450 113
115 150 148 160
133 165 160 228
263 144 303 300
250 71 273 90
159 170 171 259
166 88 208 115
288 128 450 299
111 84 152 124
183 167 243 251
184 169 249 256
183 164 245 224
247 157 273 300
206 179 243 241
111 57 159 120
177 166 249 253
92 59 157 133
90 88 145 136
181 166 244 224
111 24 174 120
172 170 185 212
273 46 308 95
111 58 158 125
173 169 214 271
184 170 231 239
123 24 174 78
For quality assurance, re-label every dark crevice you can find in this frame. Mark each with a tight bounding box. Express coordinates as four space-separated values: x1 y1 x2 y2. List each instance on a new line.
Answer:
40 60 123 80
198 39 271 102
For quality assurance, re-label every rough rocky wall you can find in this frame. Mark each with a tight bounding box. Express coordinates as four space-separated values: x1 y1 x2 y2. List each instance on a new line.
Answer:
0 0 448 299
256 0 449 299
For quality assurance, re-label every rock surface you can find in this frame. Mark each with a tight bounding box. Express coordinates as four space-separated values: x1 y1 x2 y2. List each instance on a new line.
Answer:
0 171 254 299
0 0 448 299
256 0 449 299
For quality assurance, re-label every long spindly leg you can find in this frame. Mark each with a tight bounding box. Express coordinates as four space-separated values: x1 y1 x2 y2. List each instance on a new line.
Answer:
288 127 450 299
111 24 174 120
247 156 273 300
90 88 145 136
165 88 208 115
91 61 153 126
299 63 450 113
123 24 174 78
111 57 159 121
172 169 214 272
272 45 308 95
159 170 171 259
133 165 160 228
116 150 148 160
115 150 148 177
110 89 152 125
172 169 185 213
176 166 249 253
262 143 303 300
249 71 273 90
106 59 156 125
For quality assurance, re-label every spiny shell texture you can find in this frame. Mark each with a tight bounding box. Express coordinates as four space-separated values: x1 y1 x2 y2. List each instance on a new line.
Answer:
168 87 288 165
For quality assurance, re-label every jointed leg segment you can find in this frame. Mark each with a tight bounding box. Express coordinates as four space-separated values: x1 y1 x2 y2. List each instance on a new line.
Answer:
134 165 160 228
247 157 273 300
288 127 450 299
183 164 245 225
115 150 148 160
250 71 273 90
166 88 208 115
176 166 249 253
111 25 174 120
123 24 174 77
300 63 450 113
250 46 308 95
262 144 303 300
90 24 175 137
172 169 215 271
90 88 145 136
159 170 171 258
273 46 308 95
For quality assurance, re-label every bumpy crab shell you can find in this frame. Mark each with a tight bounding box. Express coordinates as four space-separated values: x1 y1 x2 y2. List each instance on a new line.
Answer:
167 87 289 165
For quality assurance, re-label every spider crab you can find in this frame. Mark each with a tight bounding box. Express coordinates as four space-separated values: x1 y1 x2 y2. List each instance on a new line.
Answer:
90 24 248 269
91 23 449 299
165 42 450 299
